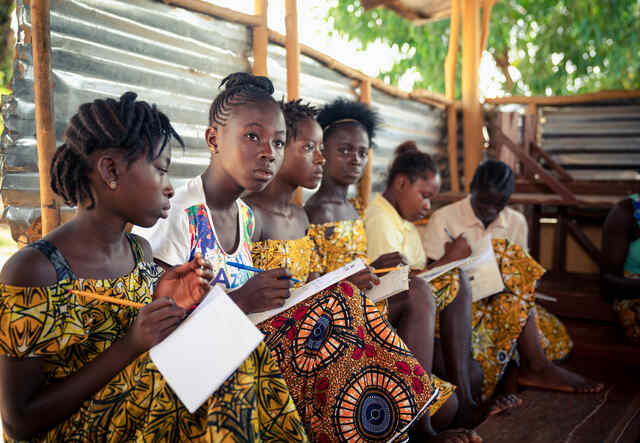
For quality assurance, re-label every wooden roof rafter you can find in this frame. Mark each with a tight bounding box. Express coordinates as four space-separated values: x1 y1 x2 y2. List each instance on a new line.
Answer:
361 0 490 24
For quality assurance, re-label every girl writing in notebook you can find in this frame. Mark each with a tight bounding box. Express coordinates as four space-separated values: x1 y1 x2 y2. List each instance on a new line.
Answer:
304 99 480 442
245 100 451 442
0 92 307 441
421 159 602 397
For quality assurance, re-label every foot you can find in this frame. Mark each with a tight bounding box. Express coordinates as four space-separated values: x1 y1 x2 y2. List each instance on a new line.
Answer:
517 363 604 393
428 429 483 443
454 394 521 428
487 394 523 415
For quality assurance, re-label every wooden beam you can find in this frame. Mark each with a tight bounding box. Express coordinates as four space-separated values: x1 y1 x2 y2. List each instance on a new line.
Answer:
432 191 620 207
515 180 640 196
480 0 496 54
161 0 262 27
552 207 567 273
528 141 573 182
461 0 483 191
493 127 579 204
566 219 604 267
252 0 268 76
444 0 460 192
358 79 373 209
32 0 61 235
485 89 640 106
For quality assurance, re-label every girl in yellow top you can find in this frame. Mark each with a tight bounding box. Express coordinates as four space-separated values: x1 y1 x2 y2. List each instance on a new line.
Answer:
245 100 446 443
0 92 307 442
305 99 480 443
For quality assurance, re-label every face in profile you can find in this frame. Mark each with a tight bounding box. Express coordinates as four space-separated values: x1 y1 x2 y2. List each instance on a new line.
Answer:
278 117 325 189
208 101 286 192
396 171 441 222
322 123 369 186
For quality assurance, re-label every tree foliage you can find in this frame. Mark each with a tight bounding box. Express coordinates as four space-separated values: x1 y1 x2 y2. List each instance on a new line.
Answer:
1 0 15 94
327 0 640 97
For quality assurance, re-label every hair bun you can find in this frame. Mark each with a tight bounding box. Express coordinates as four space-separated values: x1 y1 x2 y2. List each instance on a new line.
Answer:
395 140 419 157
220 72 275 95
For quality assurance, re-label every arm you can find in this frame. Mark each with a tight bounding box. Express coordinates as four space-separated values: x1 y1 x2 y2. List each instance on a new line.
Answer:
601 200 640 299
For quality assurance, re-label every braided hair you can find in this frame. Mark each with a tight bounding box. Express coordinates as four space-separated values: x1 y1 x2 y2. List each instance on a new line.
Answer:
470 159 515 197
209 72 277 126
280 99 319 142
50 91 183 208
317 98 381 145
386 141 438 188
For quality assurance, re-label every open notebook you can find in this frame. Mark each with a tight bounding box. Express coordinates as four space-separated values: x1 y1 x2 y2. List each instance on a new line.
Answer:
248 259 367 324
366 266 410 303
416 235 504 302
150 286 264 413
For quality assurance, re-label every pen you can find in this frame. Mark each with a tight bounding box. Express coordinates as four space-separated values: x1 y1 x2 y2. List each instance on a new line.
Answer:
72 289 145 308
372 267 401 274
444 227 455 241
226 261 300 284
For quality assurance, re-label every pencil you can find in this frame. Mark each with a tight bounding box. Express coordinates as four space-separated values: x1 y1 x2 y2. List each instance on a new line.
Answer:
72 289 145 308
226 261 300 283
373 267 401 274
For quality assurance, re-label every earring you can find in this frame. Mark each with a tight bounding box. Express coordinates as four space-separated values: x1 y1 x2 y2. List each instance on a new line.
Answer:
109 181 117 190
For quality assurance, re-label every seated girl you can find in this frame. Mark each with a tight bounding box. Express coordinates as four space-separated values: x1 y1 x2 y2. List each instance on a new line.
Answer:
305 99 481 442
244 99 462 442
422 159 603 396
0 92 306 442
422 159 572 362
365 142 522 427
602 194 640 342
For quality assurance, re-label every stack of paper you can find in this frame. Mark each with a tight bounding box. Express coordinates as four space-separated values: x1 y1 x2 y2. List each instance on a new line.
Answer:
248 259 367 324
150 286 264 413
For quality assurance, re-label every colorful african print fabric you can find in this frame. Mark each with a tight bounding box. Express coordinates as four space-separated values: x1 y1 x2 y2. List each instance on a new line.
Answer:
534 304 573 360
258 280 449 442
0 235 307 442
251 237 323 288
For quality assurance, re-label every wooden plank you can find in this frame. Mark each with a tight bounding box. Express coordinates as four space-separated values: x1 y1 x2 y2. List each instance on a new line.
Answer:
515 180 640 196
480 0 496 54
493 128 579 204
358 80 373 208
529 141 574 182
485 90 640 106
530 203 541 261
566 219 604 267
252 0 268 76
461 0 482 191
32 0 61 235
552 207 567 273
432 191 620 207
162 0 262 27
444 0 460 192
521 113 537 182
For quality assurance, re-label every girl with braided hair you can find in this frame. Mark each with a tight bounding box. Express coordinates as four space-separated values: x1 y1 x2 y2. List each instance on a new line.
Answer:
0 91 293 441
304 99 481 443
244 100 447 442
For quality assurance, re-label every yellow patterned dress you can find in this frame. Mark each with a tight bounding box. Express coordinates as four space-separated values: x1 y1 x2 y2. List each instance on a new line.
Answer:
251 237 445 441
0 235 307 442
306 222 455 418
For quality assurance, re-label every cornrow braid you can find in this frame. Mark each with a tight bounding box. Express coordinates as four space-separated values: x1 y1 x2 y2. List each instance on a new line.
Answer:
280 99 319 142
386 141 438 188
50 91 183 208
470 159 515 196
209 72 277 126
317 98 381 145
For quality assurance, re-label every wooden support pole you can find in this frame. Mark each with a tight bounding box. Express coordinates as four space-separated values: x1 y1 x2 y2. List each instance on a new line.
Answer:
252 0 268 76
31 0 61 236
566 220 604 267
461 0 482 191
552 207 567 274
285 0 304 206
480 0 496 55
358 79 373 208
444 0 460 192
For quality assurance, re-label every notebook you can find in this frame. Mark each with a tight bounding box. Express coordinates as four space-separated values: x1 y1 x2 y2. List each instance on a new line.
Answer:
248 258 367 324
150 286 264 413
366 265 410 303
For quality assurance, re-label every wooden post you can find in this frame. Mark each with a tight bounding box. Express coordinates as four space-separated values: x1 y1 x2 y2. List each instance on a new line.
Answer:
285 0 304 206
552 207 568 274
480 0 496 55
358 79 373 209
444 0 460 192
31 0 61 235
461 0 482 191
252 0 268 76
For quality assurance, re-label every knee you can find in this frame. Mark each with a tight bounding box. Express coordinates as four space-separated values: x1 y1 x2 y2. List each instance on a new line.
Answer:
409 277 436 315
457 270 473 302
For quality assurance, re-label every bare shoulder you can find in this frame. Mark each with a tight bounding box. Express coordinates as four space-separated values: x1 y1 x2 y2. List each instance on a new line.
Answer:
604 198 634 232
304 201 335 225
0 245 57 287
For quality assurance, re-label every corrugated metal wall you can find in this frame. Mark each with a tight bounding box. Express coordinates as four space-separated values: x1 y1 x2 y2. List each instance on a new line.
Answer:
1 0 445 238
539 101 640 181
